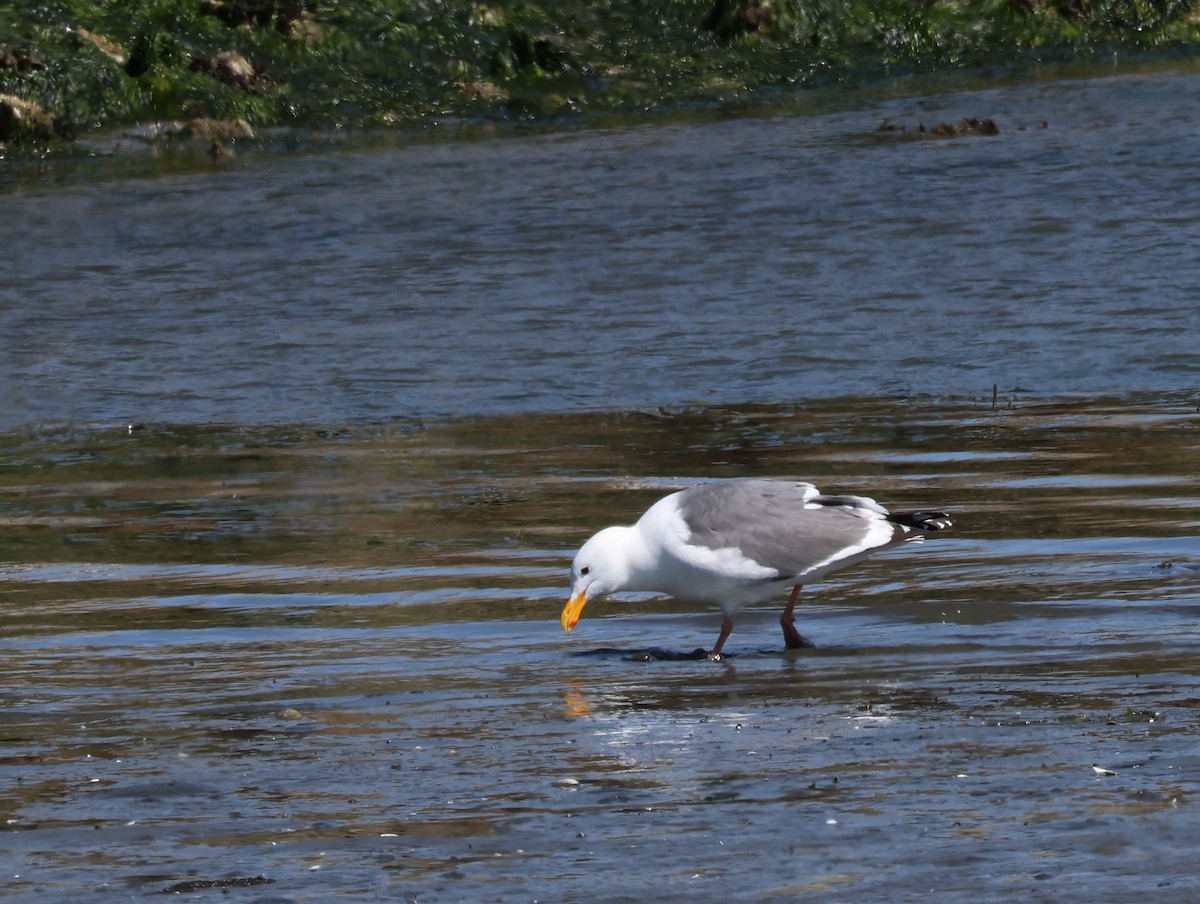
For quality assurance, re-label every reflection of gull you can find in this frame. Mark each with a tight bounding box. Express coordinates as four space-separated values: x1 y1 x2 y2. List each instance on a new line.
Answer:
561 479 951 660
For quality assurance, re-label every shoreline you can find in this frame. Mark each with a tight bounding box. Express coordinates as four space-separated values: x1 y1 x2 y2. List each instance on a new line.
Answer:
3 0 1200 152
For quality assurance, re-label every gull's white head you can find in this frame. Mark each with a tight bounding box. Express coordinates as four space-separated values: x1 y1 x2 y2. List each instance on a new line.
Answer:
561 526 636 633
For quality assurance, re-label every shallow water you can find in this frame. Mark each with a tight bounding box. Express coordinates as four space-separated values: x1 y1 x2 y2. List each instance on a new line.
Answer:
3 398 1199 901
3 65 1200 902
6 66 1200 426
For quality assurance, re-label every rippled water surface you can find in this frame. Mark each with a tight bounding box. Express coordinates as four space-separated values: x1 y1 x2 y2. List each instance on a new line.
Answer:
3 399 1199 901
6 65 1200 425
3 65 1200 902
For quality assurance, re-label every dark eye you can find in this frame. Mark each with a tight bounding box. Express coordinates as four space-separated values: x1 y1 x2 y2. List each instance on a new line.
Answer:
580 566 590 576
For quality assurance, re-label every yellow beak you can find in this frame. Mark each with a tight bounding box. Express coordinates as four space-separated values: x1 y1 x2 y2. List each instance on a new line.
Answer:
561 591 588 633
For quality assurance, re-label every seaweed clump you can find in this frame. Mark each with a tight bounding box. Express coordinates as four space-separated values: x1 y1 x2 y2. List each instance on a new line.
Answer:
1 0 1198 147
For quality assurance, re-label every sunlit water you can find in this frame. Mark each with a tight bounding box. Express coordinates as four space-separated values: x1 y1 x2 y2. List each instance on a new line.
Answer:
3 65 1200 902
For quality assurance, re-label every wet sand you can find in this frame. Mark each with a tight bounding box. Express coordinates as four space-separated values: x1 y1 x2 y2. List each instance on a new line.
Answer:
2 398 1199 900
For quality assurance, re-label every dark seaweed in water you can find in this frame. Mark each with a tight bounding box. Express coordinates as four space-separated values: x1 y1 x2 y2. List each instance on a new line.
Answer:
159 875 275 893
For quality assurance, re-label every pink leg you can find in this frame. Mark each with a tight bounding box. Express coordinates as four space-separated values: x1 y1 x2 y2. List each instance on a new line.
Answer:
708 616 735 661
780 585 815 649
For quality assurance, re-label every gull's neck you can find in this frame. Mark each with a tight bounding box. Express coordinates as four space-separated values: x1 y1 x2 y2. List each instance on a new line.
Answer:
603 523 663 593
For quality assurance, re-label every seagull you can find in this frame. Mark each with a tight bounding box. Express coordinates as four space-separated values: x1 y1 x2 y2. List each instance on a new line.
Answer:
561 478 951 659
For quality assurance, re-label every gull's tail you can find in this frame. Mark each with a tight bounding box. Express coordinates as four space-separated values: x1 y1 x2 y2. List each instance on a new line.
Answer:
889 511 953 532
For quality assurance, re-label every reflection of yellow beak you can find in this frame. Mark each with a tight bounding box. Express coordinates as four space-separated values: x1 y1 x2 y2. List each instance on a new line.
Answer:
561 591 587 633
564 686 591 718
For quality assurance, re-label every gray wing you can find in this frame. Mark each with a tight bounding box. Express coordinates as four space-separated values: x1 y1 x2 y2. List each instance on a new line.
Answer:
675 479 897 580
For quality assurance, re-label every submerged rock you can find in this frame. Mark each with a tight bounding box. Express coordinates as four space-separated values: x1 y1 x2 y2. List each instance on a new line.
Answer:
72 27 128 65
201 0 304 32
876 117 1002 139
186 116 255 141
456 80 511 103
928 117 1001 136
0 93 58 142
189 50 263 93
122 117 254 143
701 0 775 41
0 49 47 71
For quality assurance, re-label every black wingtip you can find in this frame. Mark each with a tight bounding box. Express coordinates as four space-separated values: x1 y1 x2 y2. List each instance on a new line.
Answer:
890 510 953 531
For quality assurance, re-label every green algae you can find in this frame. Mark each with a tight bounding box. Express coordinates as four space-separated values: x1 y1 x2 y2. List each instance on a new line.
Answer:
2 0 1199 146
